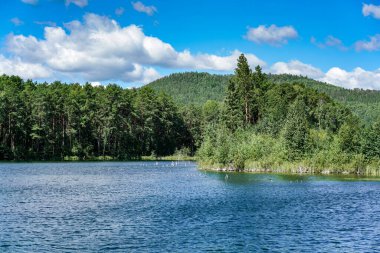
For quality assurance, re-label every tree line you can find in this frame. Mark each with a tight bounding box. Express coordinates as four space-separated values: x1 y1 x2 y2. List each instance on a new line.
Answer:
0 75 190 160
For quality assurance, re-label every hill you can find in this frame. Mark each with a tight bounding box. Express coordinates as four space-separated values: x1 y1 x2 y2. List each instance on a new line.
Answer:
147 72 230 105
147 72 380 123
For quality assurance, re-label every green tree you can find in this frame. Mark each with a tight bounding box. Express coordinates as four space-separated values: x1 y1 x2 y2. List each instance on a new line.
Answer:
337 119 361 154
282 98 309 160
362 119 380 158
231 54 253 125
224 80 243 130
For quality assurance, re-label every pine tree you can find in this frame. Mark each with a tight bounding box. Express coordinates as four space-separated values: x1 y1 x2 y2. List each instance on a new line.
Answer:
234 54 254 125
225 55 266 129
251 65 266 123
224 80 243 130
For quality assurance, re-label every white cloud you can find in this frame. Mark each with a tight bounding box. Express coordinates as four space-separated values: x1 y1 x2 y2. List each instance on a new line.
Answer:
270 60 324 79
322 67 380 90
115 7 125 16
3 13 264 84
131 1 157 16
90 81 102 87
0 55 51 79
311 36 347 51
325 36 345 49
65 0 88 7
355 34 380 51
245 25 298 46
270 60 380 90
11 18 24 26
4 13 379 90
21 0 38 4
363 3 380 19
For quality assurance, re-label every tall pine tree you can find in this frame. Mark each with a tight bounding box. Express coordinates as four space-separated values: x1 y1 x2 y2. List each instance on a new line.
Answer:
225 54 266 129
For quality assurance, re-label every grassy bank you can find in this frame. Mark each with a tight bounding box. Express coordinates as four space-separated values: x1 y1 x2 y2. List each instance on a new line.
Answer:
198 160 380 177
197 129 380 177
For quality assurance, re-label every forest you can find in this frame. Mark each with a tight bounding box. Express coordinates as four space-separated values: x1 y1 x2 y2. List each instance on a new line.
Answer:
1 54 380 176
0 75 191 160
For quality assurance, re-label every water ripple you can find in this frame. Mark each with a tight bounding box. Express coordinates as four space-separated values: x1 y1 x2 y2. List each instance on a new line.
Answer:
0 162 379 252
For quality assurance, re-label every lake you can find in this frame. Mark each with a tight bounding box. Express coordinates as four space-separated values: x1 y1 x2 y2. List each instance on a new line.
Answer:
0 162 379 252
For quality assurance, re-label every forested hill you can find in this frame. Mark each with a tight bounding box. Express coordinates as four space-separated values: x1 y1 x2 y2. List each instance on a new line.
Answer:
147 72 380 123
147 72 231 105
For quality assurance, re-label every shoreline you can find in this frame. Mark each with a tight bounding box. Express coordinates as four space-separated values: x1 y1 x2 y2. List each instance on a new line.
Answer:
1 158 379 178
198 165 380 177
0 156 197 163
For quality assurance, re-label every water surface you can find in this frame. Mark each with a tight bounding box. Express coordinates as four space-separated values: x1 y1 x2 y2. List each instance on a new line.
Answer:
1 162 379 252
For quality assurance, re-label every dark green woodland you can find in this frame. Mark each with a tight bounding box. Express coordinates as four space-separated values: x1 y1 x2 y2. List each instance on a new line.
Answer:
0 75 190 160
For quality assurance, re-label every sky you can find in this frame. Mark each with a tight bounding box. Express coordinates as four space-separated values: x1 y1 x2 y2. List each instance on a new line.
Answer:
1 0 380 89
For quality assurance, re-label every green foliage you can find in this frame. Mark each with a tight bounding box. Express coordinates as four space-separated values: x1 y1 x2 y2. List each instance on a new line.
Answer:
281 98 309 160
148 72 380 125
337 119 362 154
3 51 380 176
0 75 189 160
362 119 380 159
224 54 267 129
224 80 243 130
147 72 230 105
197 54 380 175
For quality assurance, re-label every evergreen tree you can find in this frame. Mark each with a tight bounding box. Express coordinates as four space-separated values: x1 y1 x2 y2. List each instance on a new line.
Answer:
225 55 266 129
0 75 190 160
224 80 243 131
251 65 267 123
232 54 253 125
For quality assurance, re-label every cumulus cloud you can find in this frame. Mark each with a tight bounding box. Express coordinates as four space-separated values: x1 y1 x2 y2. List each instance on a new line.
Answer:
311 36 347 51
3 13 264 84
270 60 324 79
355 34 380 51
245 25 298 46
11 18 24 26
0 55 51 79
363 3 380 19
270 60 380 90
65 0 88 7
132 1 157 16
21 0 38 4
322 67 380 90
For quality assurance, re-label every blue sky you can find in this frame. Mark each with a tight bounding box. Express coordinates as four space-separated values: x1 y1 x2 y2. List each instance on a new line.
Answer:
1 0 380 89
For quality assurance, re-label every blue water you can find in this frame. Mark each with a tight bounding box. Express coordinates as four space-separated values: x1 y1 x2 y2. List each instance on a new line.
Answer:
0 162 380 252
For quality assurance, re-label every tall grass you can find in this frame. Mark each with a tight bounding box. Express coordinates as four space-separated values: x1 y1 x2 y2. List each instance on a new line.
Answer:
197 128 380 176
